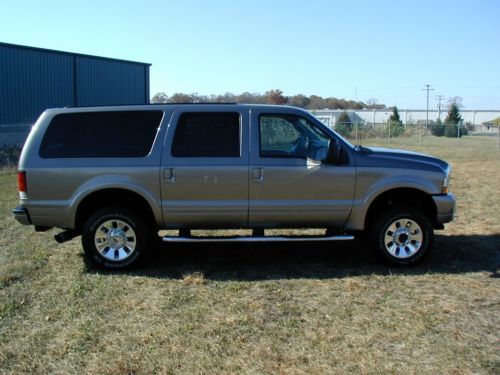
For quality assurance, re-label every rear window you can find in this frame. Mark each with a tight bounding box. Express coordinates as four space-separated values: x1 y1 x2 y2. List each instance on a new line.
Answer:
171 112 240 157
39 111 163 158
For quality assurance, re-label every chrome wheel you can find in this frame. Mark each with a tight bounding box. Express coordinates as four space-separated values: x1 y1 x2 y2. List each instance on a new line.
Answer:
94 219 136 262
384 218 423 259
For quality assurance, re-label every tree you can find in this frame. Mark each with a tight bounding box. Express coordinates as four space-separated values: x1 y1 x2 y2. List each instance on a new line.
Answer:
168 93 195 103
430 118 445 137
444 102 466 137
307 95 327 109
264 89 287 105
387 106 405 137
288 94 310 108
151 90 387 109
151 92 169 103
335 111 352 137
447 96 463 108
366 98 386 110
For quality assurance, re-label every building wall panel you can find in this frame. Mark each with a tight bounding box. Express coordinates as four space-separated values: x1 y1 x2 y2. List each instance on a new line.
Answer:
0 44 74 124
76 56 147 106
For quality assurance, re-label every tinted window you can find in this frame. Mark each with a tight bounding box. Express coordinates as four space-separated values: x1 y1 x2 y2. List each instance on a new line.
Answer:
171 112 240 157
40 111 162 158
260 114 330 160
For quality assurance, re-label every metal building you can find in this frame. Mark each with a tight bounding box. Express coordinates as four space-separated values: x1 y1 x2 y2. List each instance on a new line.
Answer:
0 42 151 145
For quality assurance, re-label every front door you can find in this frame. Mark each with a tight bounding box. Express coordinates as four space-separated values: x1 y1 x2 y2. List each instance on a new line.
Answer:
249 111 355 227
160 109 249 228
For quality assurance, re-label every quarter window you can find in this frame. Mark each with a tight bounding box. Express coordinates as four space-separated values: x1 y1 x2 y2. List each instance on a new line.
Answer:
171 112 240 157
40 111 162 158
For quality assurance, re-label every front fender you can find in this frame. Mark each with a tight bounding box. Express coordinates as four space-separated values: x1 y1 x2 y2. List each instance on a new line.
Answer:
346 168 442 230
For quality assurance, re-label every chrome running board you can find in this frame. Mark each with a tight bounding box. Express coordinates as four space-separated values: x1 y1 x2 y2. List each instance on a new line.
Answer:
162 235 354 243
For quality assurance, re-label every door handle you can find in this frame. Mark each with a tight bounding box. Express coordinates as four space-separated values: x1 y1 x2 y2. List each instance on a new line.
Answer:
252 167 264 183
163 168 176 183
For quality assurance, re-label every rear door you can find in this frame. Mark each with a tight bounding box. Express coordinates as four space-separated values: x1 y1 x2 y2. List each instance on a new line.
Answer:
160 107 249 228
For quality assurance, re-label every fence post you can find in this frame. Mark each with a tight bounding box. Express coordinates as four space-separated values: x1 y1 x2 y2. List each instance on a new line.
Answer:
420 122 423 146
497 126 499 151
457 122 461 147
388 121 391 144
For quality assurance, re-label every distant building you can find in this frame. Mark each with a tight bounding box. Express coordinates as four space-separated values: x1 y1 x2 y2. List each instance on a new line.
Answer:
0 42 151 145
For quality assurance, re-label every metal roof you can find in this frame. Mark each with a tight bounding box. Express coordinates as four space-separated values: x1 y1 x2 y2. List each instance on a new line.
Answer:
0 41 151 67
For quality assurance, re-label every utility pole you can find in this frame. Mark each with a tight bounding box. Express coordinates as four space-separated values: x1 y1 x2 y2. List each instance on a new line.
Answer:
422 84 434 145
435 95 445 121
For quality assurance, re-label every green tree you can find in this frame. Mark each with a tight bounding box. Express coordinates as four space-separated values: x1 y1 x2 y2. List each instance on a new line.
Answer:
430 118 445 136
444 103 466 137
335 111 352 137
387 106 405 137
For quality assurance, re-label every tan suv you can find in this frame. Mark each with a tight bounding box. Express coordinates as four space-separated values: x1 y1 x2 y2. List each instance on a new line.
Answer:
13 104 455 269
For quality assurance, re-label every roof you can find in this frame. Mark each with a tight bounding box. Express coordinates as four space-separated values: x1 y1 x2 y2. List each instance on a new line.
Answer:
0 41 151 67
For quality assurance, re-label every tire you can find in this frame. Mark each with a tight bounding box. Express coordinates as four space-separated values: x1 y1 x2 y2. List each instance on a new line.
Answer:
369 206 434 266
82 207 150 269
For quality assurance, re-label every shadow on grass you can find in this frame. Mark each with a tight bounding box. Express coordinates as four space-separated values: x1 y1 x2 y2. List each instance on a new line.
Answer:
84 234 500 280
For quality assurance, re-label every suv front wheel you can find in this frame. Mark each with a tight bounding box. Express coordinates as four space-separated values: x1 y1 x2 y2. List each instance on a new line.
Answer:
370 206 434 266
82 207 150 269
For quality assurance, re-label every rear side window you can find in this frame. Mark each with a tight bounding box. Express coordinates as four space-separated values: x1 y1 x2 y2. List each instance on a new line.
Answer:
171 112 240 157
40 111 163 158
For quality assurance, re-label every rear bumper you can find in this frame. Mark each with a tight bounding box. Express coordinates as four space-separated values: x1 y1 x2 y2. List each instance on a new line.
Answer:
12 206 32 225
432 193 456 224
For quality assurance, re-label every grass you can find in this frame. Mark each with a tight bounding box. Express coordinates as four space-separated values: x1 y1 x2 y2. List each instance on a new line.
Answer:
0 136 499 374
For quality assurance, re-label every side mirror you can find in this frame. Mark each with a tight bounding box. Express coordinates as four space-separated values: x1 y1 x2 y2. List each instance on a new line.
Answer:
326 139 347 165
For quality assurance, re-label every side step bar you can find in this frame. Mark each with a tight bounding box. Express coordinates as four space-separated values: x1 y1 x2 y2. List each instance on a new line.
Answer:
163 235 354 243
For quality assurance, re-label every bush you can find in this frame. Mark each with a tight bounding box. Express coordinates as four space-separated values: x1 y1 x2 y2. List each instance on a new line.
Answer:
444 123 468 138
386 121 405 138
430 122 445 137
0 145 22 167
335 122 352 138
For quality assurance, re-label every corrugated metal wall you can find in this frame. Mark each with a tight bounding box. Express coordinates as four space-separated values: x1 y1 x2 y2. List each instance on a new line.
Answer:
0 42 150 144
0 44 74 124
76 56 147 106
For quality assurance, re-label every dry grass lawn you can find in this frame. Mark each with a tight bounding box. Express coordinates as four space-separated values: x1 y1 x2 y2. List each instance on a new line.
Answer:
0 136 499 374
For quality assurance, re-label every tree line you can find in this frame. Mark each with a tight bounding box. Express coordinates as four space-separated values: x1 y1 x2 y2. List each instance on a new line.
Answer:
151 89 386 110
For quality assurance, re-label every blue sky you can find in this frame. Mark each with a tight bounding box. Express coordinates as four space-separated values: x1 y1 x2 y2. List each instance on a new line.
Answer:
1 0 499 109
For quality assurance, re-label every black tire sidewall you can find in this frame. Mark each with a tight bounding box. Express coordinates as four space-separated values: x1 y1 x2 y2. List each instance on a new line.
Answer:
371 207 434 266
82 208 149 269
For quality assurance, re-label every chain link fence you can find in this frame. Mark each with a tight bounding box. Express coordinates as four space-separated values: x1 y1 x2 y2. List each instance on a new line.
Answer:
329 121 500 151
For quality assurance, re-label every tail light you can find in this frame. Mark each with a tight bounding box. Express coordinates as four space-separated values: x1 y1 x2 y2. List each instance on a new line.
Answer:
17 171 27 199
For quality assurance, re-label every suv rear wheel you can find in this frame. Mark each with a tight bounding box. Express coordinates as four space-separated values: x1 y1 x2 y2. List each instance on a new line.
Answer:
82 207 150 269
370 206 434 266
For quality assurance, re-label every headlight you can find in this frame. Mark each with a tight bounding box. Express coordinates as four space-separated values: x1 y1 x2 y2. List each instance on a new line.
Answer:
442 169 451 194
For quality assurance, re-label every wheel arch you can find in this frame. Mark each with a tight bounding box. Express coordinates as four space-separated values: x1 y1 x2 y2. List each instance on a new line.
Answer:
363 187 438 231
75 188 158 233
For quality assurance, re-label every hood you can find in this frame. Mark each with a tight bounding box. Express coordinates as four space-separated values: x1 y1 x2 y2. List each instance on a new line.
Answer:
356 146 449 172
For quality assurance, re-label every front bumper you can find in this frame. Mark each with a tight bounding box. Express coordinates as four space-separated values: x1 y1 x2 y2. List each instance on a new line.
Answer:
12 206 31 225
432 193 456 224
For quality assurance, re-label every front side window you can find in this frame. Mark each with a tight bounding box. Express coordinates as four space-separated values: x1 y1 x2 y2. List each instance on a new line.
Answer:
259 114 330 161
171 112 240 157
40 111 162 158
